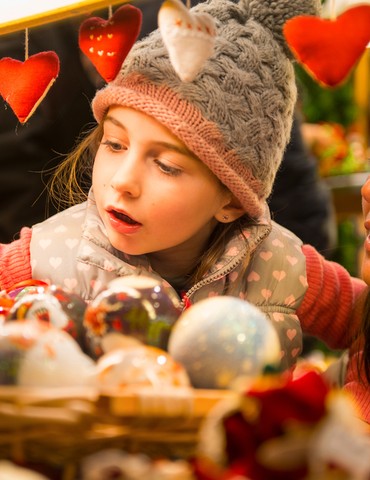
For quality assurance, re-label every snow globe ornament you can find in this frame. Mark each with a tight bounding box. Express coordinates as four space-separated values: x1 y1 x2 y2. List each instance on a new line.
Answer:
168 296 281 389
18 328 96 388
6 284 88 351
96 335 190 389
83 275 182 359
0 319 49 384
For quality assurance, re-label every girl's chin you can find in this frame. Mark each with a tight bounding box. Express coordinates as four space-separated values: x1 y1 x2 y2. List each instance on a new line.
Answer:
110 243 145 257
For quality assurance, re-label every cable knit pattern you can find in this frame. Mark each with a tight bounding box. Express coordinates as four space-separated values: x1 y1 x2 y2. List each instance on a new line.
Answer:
92 0 321 218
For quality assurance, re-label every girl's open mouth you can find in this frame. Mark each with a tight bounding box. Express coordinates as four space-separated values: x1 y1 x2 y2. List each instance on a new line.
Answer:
107 209 142 234
112 210 140 226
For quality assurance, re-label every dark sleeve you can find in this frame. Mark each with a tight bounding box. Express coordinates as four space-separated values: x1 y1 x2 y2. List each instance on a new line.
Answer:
268 113 335 255
0 20 97 243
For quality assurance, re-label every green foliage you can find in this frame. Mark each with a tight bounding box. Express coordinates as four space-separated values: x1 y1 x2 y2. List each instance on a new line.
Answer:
295 64 359 127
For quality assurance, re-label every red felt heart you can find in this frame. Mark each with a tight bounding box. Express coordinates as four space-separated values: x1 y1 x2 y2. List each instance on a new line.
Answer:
0 51 60 123
79 4 142 83
284 5 370 88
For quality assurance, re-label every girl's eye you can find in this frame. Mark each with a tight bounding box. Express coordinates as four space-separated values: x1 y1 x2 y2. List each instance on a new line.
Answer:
154 159 182 177
101 140 127 152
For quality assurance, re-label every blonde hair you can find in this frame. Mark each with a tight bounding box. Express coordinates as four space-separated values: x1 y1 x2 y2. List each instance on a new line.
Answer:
48 122 251 289
48 123 102 211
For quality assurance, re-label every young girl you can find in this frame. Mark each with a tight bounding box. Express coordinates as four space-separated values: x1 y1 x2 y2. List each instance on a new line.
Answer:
0 0 367 419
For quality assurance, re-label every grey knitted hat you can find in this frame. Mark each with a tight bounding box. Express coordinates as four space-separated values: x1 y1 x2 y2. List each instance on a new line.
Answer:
92 0 321 219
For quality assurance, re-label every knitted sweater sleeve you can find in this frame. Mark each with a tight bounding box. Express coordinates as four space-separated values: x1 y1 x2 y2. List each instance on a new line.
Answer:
297 244 366 349
0 227 32 291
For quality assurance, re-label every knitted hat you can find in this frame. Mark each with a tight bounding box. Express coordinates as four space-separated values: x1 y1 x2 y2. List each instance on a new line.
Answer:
92 0 321 219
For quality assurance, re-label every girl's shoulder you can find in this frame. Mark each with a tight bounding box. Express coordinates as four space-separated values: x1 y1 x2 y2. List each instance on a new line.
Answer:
251 220 303 259
31 202 87 234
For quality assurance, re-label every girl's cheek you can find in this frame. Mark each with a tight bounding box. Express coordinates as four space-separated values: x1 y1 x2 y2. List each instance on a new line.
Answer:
361 177 370 203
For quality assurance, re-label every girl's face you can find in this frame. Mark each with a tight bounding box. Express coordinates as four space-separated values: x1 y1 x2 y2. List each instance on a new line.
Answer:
92 106 233 266
361 176 370 285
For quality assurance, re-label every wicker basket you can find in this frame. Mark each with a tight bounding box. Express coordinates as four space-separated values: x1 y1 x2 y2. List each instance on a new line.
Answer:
0 386 235 479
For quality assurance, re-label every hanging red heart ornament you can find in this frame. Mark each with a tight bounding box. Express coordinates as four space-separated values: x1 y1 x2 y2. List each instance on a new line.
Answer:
79 4 142 83
284 5 370 88
0 51 60 123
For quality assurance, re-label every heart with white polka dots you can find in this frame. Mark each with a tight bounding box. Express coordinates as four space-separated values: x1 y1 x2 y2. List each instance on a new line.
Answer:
79 4 142 82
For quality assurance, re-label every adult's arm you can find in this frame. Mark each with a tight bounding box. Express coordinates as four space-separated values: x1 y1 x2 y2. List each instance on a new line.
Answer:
298 243 366 349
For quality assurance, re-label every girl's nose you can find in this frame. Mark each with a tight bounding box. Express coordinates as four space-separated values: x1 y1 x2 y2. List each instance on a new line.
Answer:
110 155 141 197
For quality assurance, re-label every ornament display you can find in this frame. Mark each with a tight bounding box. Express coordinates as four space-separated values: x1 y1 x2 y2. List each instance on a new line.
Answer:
168 296 281 389
97 344 190 388
6 284 88 351
83 275 182 359
79 4 142 82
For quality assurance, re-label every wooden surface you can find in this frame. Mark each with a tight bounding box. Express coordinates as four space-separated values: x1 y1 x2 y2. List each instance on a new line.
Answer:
0 0 129 36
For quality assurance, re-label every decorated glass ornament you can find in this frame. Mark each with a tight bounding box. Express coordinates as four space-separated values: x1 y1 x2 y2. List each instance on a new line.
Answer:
6 279 48 301
18 328 96 388
96 341 190 389
0 319 49 384
0 291 14 320
5 284 88 351
83 275 182 359
168 296 281 389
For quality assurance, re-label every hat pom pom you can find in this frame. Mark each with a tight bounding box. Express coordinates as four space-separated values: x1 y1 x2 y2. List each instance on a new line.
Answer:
240 0 322 59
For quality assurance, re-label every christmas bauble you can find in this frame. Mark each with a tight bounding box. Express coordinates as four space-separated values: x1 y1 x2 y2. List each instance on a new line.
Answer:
83 275 181 358
6 285 87 351
168 296 281 389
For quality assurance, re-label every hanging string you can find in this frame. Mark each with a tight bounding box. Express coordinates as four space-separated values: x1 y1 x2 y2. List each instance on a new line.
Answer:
24 28 29 60
186 0 191 8
108 4 113 17
329 0 336 20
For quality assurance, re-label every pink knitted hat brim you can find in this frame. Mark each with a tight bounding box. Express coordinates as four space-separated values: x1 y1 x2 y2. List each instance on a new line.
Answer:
92 74 265 219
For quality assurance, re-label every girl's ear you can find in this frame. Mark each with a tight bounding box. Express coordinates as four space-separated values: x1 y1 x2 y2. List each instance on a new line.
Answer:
215 194 245 223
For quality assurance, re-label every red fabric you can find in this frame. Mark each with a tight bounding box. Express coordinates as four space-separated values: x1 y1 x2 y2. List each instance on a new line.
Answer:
194 372 329 480
284 5 370 87
79 5 142 83
0 52 60 123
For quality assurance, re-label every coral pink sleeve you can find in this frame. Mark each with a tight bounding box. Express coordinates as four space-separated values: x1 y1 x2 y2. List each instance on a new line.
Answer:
297 244 366 349
0 227 32 291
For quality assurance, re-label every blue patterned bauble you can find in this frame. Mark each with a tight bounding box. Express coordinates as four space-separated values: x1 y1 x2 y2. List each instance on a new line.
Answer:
168 296 281 389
